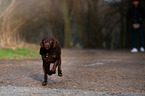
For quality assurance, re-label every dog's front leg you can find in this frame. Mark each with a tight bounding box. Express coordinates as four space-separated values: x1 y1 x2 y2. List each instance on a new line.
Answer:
50 59 60 74
42 71 47 86
42 61 50 86
42 66 48 86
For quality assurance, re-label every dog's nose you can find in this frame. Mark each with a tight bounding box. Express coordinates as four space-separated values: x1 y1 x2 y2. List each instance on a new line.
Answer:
44 42 49 46
44 43 50 50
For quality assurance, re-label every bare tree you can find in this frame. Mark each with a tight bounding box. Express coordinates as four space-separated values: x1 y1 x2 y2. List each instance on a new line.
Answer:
0 0 28 48
62 0 72 47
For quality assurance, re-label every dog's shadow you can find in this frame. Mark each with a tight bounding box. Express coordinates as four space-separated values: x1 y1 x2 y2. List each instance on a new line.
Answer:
30 74 57 84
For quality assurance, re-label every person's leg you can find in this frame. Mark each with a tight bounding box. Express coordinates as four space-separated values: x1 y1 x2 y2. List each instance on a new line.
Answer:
131 26 138 52
139 24 144 52
132 27 137 48
139 24 144 47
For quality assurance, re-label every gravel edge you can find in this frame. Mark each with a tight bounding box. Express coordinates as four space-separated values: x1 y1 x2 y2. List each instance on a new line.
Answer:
0 86 144 96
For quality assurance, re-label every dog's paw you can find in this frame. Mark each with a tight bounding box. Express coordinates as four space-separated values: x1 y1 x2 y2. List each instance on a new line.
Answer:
47 70 56 76
47 72 52 76
52 71 56 74
58 72 63 77
50 70 56 74
42 81 47 86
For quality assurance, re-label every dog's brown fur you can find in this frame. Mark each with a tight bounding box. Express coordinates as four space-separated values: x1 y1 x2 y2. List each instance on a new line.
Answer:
39 37 62 86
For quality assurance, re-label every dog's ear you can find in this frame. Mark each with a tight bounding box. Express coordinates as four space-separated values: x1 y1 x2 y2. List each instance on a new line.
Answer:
53 40 58 49
40 40 44 48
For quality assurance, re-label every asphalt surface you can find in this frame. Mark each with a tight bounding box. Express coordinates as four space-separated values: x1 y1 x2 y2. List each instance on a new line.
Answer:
0 49 145 96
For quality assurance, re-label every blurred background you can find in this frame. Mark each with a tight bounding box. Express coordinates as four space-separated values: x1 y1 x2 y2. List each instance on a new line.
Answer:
0 0 145 49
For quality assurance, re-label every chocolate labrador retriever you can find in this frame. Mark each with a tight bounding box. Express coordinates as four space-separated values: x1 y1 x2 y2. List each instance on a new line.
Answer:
39 37 62 86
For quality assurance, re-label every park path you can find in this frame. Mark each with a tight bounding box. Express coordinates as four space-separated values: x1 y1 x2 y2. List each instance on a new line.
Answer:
0 49 145 95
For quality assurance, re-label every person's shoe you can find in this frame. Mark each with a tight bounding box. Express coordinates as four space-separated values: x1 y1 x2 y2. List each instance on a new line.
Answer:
140 47 144 52
131 48 138 53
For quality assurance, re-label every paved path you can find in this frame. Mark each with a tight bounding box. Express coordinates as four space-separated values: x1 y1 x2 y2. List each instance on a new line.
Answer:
0 86 145 96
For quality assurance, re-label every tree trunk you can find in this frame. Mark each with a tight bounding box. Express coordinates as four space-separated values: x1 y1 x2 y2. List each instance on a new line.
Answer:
62 0 71 48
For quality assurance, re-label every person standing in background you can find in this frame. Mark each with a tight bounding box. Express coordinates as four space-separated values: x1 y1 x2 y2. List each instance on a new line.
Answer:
129 0 145 53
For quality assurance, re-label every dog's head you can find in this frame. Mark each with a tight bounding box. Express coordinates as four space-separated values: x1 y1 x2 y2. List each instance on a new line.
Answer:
40 37 57 50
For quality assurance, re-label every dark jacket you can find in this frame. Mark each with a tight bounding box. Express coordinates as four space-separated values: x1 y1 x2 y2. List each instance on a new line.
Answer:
128 5 145 24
